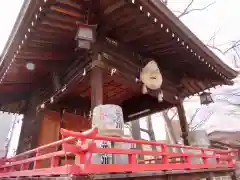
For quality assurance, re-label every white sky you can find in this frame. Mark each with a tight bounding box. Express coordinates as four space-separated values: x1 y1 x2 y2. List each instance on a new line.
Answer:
2 0 240 147
0 1 24 54
169 0 240 135
146 0 240 140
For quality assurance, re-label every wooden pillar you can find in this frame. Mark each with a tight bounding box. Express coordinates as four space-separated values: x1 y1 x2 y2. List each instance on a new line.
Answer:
146 116 158 152
206 172 214 180
231 171 237 180
131 120 144 160
17 94 44 154
163 111 178 144
91 53 103 110
176 101 189 145
147 116 156 141
131 120 141 141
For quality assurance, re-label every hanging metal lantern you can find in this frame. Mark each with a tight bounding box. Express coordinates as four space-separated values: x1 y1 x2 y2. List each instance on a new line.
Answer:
75 24 97 50
200 92 214 105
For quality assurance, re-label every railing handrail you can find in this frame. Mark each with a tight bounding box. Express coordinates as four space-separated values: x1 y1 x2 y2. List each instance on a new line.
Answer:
62 128 237 154
0 128 237 178
7 128 98 162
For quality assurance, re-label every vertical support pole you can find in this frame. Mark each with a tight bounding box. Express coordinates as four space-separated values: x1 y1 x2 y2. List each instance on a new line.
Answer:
91 53 103 111
147 116 156 141
206 173 214 180
33 150 40 169
146 116 158 152
176 101 189 145
59 109 65 131
17 103 43 154
52 72 61 91
131 120 144 161
58 109 65 151
231 171 237 180
131 120 141 141
163 110 178 144
161 144 169 164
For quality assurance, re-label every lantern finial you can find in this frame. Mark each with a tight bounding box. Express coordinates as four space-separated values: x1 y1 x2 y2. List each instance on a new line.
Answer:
75 24 97 50
200 92 214 105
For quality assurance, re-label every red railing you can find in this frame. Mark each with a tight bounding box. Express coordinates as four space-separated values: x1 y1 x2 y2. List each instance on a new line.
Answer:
0 128 237 177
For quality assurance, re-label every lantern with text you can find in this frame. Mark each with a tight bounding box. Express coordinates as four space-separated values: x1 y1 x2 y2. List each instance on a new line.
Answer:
75 24 97 50
200 92 214 105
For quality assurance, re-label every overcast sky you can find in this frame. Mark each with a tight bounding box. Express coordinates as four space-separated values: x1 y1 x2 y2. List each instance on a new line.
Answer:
0 0 24 54
148 0 240 140
169 0 240 135
0 0 24 157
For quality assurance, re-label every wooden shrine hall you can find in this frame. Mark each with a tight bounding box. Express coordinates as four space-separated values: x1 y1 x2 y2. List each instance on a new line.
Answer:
0 0 237 165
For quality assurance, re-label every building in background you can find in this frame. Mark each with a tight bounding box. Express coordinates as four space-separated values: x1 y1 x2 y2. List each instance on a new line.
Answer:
0 113 14 157
5 115 23 158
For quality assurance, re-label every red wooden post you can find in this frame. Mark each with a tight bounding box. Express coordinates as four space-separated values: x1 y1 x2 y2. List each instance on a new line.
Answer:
161 144 169 164
74 139 92 173
51 156 60 167
33 149 40 169
228 152 235 167
128 154 137 172
184 155 191 165
21 163 29 170
201 149 208 165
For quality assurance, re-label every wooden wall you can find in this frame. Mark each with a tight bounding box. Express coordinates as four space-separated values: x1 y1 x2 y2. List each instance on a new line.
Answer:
38 111 90 146
38 111 90 167
38 111 60 147
63 112 90 132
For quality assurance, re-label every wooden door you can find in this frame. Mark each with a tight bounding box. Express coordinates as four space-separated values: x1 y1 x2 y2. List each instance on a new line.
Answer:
38 111 60 168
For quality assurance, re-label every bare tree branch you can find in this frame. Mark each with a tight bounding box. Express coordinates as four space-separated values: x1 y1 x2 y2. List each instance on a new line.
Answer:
190 110 214 131
178 1 216 18
224 40 240 54
178 0 194 18
188 108 201 126
232 46 240 68
206 29 240 68
160 0 240 137
207 44 224 54
161 0 168 6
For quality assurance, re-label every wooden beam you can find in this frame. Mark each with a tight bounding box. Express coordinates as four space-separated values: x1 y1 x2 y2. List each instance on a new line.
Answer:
48 92 176 121
9 59 69 77
100 37 181 89
91 54 103 110
0 91 31 104
101 49 179 102
36 57 92 112
100 37 142 68
122 94 174 122
0 83 31 93
17 49 67 61
176 101 189 145
103 0 126 15
49 96 90 115
101 37 180 80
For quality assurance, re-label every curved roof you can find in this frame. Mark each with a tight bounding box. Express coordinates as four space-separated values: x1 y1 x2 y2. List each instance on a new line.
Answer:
0 0 237 113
